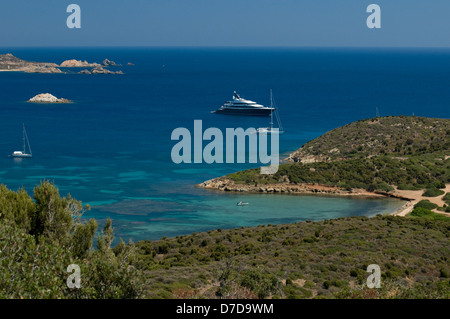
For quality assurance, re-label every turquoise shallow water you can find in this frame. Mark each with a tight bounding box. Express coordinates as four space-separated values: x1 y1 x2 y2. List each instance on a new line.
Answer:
2 47 447 242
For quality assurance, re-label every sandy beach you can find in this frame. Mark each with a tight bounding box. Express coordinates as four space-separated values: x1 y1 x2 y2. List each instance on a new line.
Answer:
391 184 450 217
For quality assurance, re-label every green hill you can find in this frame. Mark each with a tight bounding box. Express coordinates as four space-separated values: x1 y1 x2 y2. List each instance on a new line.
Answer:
289 116 450 162
220 116 449 192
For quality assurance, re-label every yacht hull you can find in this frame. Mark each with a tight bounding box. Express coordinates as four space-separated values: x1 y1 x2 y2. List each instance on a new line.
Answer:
11 154 32 158
213 107 273 116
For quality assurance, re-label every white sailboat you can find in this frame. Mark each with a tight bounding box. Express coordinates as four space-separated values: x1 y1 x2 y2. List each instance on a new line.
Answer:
11 124 32 158
255 90 284 134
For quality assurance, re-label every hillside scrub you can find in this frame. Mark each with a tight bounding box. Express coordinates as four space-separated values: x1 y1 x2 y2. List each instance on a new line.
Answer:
133 215 450 299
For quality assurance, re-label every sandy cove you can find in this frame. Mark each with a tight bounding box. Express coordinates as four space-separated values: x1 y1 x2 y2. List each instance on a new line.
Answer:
197 178 450 217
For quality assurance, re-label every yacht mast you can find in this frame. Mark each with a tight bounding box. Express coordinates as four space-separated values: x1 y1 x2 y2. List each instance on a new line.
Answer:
22 124 26 153
23 124 32 155
270 89 274 129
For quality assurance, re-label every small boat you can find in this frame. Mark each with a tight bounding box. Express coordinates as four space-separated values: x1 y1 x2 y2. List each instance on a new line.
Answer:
212 91 274 116
237 201 249 206
255 90 284 134
11 124 32 158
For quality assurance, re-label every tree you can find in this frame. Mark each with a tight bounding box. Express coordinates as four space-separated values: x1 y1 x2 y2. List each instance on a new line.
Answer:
32 181 82 243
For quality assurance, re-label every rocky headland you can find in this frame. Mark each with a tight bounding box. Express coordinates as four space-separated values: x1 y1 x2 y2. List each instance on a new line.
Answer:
197 116 449 216
27 93 72 103
0 53 63 73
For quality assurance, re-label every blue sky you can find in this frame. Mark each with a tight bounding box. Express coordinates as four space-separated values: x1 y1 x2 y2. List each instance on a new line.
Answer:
1 0 449 47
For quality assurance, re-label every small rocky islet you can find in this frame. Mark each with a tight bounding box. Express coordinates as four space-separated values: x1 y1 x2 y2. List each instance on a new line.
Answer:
27 93 72 104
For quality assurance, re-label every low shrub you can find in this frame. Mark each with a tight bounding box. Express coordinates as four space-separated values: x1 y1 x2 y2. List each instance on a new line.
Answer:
423 188 445 197
414 200 438 210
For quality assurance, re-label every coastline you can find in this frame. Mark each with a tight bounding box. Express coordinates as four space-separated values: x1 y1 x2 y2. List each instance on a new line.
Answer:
198 177 450 217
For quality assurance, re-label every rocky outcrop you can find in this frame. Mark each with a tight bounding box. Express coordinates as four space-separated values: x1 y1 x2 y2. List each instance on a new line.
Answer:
25 66 63 74
60 59 100 67
102 59 120 66
78 66 124 74
27 93 72 103
197 177 383 197
0 53 63 73
286 153 329 164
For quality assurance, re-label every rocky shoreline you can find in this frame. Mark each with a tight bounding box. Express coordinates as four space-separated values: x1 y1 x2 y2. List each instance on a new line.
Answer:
199 176 389 197
197 176 415 216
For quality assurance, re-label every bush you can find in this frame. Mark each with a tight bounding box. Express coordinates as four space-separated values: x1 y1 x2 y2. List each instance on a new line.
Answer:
422 188 445 197
397 184 422 191
410 207 450 221
414 200 438 210
239 269 280 299
375 183 394 192
443 193 450 205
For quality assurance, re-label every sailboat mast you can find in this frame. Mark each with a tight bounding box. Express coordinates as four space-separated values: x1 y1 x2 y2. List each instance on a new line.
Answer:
270 89 273 128
22 124 32 155
22 124 26 153
26 129 32 155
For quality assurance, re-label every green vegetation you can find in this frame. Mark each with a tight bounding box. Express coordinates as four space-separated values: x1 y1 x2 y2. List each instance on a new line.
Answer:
290 116 450 160
229 154 449 191
443 193 450 205
397 184 423 191
409 207 450 221
133 215 450 299
423 188 445 197
0 182 142 298
414 200 438 210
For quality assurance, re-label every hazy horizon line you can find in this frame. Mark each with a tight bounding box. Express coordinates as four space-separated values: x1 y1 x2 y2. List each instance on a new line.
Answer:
2 45 450 50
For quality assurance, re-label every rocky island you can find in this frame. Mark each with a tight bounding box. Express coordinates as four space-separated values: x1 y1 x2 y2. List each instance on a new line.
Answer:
27 93 72 103
78 66 124 75
102 58 120 66
60 59 100 67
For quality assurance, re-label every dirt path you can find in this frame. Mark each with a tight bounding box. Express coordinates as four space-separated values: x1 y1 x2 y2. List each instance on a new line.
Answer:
391 184 450 217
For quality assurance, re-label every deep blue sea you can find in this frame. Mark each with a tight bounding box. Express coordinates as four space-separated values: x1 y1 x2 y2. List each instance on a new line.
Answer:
1 47 448 242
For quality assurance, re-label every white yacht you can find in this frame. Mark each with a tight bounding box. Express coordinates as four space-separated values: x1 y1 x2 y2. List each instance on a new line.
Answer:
11 124 32 158
212 91 274 116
